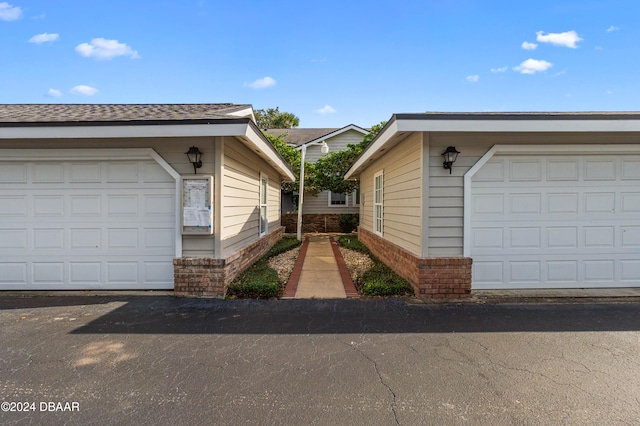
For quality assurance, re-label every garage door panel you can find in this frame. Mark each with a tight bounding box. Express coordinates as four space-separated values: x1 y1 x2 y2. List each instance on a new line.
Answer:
471 154 640 289
0 163 27 183
548 160 579 181
585 160 616 180
0 159 176 290
0 196 27 216
622 227 640 247
622 193 640 212
510 227 541 248
621 261 640 281
0 229 27 248
547 261 578 283
33 163 64 183
0 263 27 284
510 261 541 283
510 194 541 214
107 162 139 182
107 195 139 216
510 159 541 181
33 263 64 284
70 163 101 183
70 195 102 216
622 160 640 179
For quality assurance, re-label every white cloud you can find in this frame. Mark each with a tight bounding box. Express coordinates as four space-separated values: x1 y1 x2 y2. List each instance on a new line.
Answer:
536 30 583 48
245 76 276 89
491 66 508 73
0 2 21 21
47 88 62 97
513 59 553 74
316 105 336 114
521 41 538 50
607 90 613 95
75 38 140 60
29 33 60 44
606 25 619 32
466 75 479 83
70 85 98 96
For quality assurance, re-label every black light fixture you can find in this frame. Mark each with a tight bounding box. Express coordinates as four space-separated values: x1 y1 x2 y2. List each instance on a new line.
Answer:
185 146 202 174
442 146 460 174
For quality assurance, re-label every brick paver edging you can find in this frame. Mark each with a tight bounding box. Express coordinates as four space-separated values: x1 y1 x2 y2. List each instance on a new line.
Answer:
281 237 310 299
329 237 359 298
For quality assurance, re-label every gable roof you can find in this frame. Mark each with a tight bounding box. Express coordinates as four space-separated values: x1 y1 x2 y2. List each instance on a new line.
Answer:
265 124 369 148
345 111 640 179
0 104 254 124
264 128 338 146
0 103 294 181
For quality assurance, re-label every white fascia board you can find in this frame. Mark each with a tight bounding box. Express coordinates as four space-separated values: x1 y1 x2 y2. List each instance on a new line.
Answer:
396 118 640 133
0 123 249 139
226 106 256 122
345 120 398 179
245 125 296 182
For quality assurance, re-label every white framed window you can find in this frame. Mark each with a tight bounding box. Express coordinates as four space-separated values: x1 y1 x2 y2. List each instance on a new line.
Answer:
352 188 360 206
328 191 348 207
374 171 383 235
259 172 268 236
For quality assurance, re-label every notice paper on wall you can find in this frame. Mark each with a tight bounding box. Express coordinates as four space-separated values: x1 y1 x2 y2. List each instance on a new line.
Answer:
181 176 213 233
183 206 211 227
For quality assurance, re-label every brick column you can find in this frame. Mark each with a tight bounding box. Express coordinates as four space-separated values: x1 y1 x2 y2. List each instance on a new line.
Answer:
173 226 284 298
359 227 472 299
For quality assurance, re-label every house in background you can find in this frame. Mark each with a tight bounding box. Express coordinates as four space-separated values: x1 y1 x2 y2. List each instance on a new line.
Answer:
346 112 640 298
0 104 294 297
266 124 368 232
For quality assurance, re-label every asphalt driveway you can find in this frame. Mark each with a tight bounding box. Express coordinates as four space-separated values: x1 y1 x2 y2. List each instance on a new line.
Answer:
1 296 639 425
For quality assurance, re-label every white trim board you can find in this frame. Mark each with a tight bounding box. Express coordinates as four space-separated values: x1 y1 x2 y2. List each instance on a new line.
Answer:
463 144 640 257
0 148 183 257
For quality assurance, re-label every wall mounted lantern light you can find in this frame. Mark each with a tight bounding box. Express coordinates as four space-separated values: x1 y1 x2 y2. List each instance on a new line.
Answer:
185 146 203 174
442 146 460 174
320 141 329 155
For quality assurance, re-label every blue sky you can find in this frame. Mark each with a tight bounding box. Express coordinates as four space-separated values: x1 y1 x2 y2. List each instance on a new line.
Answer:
1 0 638 127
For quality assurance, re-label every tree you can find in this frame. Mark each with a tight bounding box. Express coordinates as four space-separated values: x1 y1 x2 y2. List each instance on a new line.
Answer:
255 107 300 129
263 132 320 194
313 121 387 194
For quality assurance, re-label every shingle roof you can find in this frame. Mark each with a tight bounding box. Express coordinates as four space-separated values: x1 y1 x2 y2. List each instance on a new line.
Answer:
264 128 338 146
0 104 253 124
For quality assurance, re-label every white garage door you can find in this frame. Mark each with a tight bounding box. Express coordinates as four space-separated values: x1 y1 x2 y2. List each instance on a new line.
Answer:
470 154 640 289
0 159 176 290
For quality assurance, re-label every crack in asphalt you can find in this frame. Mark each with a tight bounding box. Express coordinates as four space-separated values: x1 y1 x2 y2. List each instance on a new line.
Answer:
346 340 400 425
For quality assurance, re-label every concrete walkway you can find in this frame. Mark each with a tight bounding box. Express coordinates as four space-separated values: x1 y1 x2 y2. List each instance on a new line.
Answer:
283 235 358 299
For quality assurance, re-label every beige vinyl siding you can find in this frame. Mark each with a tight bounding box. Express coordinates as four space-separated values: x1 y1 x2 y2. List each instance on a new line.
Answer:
427 131 640 256
302 190 360 214
0 135 216 257
304 129 366 163
222 137 280 257
359 133 423 256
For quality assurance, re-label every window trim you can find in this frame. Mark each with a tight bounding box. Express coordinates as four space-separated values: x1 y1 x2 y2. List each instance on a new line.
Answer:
259 172 268 236
373 170 383 236
327 190 349 207
352 188 360 207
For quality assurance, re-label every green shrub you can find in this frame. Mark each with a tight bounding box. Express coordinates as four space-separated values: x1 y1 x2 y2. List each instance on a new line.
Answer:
338 235 414 297
361 262 414 296
338 214 359 233
226 236 301 299
337 235 370 254
266 235 301 258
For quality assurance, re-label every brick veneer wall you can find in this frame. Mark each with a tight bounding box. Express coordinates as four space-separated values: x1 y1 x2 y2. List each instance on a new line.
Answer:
282 213 344 233
173 226 284 298
358 227 472 299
